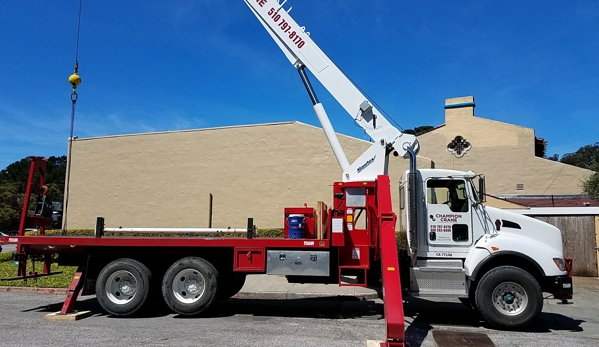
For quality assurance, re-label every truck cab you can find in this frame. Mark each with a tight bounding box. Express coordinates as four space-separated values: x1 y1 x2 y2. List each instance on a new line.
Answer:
399 169 573 328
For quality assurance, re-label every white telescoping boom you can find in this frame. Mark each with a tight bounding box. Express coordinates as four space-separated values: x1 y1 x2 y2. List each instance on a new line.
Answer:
245 0 419 182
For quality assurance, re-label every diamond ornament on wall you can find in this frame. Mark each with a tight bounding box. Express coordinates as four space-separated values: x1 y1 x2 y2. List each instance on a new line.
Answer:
447 136 471 158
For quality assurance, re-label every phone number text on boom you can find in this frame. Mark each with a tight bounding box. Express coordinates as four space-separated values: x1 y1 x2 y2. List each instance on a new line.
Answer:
267 7 306 49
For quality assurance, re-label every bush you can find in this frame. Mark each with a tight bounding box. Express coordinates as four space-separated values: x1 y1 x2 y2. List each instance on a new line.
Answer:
24 228 285 238
24 229 93 237
396 230 407 250
0 252 77 288
257 228 285 238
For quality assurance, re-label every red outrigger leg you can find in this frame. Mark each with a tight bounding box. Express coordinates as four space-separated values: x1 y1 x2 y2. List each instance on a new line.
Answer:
59 262 86 315
376 176 405 347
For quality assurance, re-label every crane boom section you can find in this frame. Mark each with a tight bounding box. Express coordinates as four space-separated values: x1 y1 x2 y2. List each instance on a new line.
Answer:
245 0 418 182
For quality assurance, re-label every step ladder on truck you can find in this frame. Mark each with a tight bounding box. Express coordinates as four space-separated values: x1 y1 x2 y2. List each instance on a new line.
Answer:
1 1 573 346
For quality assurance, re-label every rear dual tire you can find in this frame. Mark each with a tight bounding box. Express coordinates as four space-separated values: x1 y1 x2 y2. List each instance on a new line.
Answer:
96 258 152 317
96 256 240 317
161 257 219 316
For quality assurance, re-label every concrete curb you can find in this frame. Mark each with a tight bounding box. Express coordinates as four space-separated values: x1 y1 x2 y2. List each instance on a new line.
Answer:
0 286 69 295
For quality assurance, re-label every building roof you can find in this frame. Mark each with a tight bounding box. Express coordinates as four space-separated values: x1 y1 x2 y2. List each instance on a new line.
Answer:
497 195 599 207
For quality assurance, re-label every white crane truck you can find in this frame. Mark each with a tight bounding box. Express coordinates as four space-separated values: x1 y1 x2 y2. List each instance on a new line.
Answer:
0 1 572 346
246 0 573 331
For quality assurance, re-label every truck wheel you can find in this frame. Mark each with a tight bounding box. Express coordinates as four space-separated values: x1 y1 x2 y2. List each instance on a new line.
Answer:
96 258 152 317
475 266 542 329
218 272 246 300
162 257 218 316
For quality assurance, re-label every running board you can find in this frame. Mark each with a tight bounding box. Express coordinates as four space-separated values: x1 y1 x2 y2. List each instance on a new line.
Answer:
409 259 467 296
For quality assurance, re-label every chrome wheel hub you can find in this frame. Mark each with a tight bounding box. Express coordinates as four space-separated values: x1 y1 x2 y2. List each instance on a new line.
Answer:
172 269 206 304
106 270 138 305
492 281 528 316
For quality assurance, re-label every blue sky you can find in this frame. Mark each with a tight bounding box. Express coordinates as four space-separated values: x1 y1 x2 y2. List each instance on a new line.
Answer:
1 0 598 170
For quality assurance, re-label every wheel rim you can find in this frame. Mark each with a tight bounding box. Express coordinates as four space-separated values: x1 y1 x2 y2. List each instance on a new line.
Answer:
491 281 528 316
105 270 138 305
172 268 206 304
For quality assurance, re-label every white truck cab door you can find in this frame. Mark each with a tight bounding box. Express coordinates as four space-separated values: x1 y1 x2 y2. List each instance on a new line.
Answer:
425 178 473 248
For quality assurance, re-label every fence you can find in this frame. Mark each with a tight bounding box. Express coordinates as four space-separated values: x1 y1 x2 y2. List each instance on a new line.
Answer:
533 215 597 277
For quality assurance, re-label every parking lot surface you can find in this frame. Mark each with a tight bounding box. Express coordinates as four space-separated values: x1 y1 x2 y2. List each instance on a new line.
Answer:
0 277 597 346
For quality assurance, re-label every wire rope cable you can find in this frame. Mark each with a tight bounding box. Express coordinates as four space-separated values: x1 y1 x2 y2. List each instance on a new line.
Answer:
63 0 83 234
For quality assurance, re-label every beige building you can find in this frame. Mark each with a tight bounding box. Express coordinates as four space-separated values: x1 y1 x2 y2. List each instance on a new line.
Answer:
419 96 590 196
63 96 592 230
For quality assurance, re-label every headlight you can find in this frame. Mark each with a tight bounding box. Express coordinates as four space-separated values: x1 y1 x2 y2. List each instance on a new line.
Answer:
553 258 566 271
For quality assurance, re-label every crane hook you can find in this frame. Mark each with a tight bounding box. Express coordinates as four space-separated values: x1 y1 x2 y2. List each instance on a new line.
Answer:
69 62 81 101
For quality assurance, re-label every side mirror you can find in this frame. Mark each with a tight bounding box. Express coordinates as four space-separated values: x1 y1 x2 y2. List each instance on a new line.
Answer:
478 176 486 203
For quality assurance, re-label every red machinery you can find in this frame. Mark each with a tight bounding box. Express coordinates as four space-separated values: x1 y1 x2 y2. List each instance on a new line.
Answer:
2 0 414 344
2 158 406 346
8 157 57 280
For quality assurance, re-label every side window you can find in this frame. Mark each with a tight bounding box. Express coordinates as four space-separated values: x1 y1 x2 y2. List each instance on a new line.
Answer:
427 179 469 213
427 181 448 205
353 208 367 230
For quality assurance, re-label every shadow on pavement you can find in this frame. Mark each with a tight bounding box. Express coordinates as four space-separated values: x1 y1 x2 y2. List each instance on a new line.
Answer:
21 295 382 320
527 312 585 333
22 296 102 315
22 296 173 319
21 293 585 338
401 297 585 347
195 296 384 320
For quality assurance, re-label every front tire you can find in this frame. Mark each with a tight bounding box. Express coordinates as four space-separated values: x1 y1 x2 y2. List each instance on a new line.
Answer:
475 266 542 329
162 257 218 316
96 258 152 317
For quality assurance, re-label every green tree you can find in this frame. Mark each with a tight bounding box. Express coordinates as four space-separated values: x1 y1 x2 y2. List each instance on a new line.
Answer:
45 156 67 203
0 157 32 191
560 143 599 199
560 142 599 169
582 167 599 199
403 125 434 136
0 183 21 231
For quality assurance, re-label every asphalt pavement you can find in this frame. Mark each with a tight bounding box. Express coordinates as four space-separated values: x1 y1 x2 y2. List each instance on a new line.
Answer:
0 274 598 346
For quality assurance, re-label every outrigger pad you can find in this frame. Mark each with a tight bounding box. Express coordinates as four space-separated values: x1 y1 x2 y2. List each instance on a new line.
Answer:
44 311 93 321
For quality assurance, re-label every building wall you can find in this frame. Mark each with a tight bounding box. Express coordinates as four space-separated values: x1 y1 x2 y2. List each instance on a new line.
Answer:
417 96 592 195
63 97 593 230
64 122 395 230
